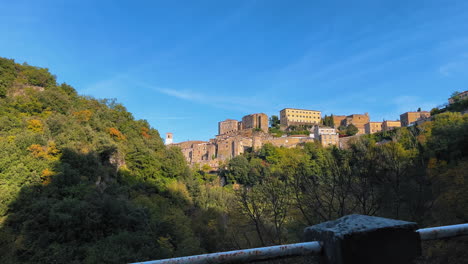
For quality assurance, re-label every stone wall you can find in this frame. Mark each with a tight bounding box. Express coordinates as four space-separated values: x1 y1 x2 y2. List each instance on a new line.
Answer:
332 115 347 128
343 113 370 134
218 119 239 135
242 113 268 132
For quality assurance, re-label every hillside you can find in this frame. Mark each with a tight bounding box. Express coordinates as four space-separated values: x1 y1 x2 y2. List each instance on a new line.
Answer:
0 57 231 263
0 57 467 264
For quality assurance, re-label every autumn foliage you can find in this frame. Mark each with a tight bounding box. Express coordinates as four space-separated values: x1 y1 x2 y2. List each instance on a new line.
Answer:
108 127 126 141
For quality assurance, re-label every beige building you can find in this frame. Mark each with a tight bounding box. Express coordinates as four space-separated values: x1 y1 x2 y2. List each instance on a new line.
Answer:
342 113 370 135
365 122 382 134
280 108 321 127
320 134 339 147
310 125 339 147
400 111 431 127
218 119 239 135
382 120 401 132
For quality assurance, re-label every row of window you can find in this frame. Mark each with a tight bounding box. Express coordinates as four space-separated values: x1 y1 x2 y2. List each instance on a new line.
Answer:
287 115 320 118
286 110 319 114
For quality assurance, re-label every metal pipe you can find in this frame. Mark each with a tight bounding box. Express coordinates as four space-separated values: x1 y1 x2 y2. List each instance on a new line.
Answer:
131 241 322 264
417 223 468 241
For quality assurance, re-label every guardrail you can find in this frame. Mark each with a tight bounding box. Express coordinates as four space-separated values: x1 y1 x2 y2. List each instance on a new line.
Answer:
131 215 468 264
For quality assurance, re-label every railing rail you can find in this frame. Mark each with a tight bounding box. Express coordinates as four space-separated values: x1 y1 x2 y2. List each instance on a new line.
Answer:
132 241 322 264
417 223 468 240
131 220 468 264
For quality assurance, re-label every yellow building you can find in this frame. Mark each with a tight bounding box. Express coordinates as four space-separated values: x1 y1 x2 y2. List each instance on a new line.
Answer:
382 120 401 132
280 108 321 127
365 122 382 134
400 111 430 127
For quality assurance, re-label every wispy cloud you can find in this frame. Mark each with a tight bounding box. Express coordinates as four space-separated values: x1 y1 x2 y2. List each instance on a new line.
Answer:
137 82 267 113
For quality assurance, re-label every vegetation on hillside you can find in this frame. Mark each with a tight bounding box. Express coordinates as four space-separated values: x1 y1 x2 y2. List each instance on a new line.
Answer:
0 57 232 263
0 57 466 263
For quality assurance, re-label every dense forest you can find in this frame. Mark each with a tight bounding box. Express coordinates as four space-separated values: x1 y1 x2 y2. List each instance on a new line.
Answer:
0 57 467 263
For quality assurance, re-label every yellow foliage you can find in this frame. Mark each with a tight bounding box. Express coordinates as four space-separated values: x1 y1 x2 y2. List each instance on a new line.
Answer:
73 110 93 122
41 168 55 185
27 141 61 160
140 127 151 139
46 142 60 159
27 119 43 133
28 144 47 159
108 127 126 141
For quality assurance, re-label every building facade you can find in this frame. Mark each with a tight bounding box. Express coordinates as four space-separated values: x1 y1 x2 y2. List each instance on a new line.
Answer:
280 108 321 127
218 119 239 135
400 111 431 127
342 113 370 135
382 120 401 132
332 115 347 128
365 122 383 134
242 113 269 132
320 134 339 147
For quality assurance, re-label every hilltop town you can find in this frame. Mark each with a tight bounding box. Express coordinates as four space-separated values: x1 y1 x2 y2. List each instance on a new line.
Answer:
166 92 468 169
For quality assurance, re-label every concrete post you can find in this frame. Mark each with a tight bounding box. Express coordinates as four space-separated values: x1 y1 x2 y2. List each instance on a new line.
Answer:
304 214 421 264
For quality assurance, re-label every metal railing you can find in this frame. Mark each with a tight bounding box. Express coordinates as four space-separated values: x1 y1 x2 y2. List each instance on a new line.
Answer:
131 223 468 264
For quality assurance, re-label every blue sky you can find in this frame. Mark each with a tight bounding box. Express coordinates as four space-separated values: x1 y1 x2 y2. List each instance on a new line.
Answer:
1 0 467 142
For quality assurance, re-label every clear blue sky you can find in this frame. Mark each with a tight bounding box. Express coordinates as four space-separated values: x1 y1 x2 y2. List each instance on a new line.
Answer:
1 0 467 142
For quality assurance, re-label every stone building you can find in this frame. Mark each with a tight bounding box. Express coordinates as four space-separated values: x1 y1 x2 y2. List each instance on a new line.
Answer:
332 115 347 128
241 113 268 132
400 111 431 127
382 120 401 132
218 119 239 135
320 134 339 147
279 108 321 127
342 113 370 135
311 125 339 147
365 122 383 134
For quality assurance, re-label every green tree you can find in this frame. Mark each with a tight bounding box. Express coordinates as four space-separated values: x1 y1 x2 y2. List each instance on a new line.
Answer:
345 124 359 136
226 156 253 185
269 115 280 128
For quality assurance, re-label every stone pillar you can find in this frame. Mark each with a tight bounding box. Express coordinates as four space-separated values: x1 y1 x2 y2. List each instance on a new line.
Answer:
304 214 421 264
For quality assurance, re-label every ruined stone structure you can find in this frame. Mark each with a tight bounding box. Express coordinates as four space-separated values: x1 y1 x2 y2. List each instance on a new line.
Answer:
173 140 218 168
173 113 272 168
241 113 268 132
218 119 239 135
365 122 383 134
400 111 431 127
332 115 347 128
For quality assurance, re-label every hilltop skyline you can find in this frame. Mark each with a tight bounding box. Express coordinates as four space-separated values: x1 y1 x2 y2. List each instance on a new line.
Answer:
1 0 467 142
